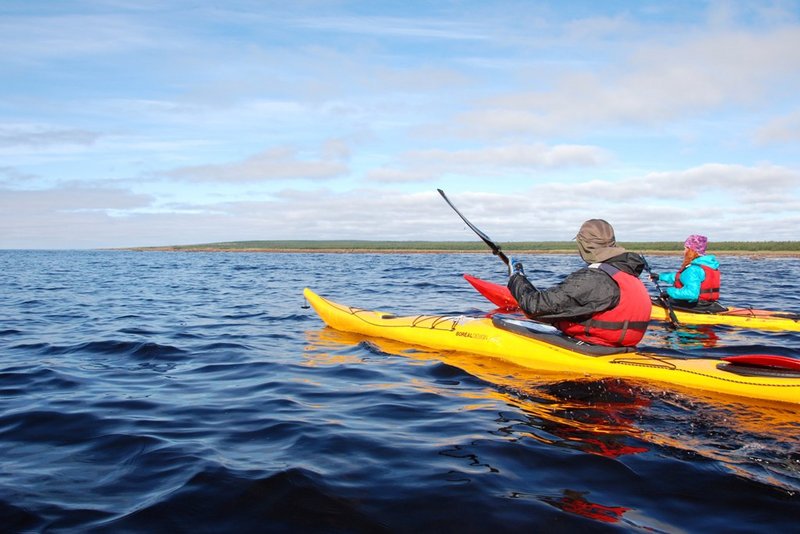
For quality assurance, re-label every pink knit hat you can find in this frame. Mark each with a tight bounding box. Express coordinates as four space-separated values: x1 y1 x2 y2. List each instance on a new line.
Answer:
684 234 708 255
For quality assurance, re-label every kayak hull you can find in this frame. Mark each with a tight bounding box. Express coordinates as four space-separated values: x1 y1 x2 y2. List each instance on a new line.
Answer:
464 274 800 332
304 288 800 405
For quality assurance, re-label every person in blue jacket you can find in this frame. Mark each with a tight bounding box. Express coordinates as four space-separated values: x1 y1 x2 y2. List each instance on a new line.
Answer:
652 234 722 310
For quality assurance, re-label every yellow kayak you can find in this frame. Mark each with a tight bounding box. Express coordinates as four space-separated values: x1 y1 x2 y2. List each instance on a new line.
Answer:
464 274 800 332
649 301 800 331
304 288 800 405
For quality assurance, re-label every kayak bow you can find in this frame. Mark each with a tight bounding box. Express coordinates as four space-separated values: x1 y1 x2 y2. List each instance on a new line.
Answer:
464 274 800 333
304 288 800 405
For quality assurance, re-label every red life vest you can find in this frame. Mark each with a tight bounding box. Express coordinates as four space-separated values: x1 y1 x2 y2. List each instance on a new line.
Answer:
556 264 651 347
674 264 720 302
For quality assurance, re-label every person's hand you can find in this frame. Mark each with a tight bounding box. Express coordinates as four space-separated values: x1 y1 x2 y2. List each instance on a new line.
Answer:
509 256 525 277
649 272 659 282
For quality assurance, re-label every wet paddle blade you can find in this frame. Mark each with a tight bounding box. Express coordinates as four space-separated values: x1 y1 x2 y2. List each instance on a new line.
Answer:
464 274 519 310
722 354 800 371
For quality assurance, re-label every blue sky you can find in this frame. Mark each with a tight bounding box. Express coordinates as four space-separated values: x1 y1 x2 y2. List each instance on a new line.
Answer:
1 0 799 249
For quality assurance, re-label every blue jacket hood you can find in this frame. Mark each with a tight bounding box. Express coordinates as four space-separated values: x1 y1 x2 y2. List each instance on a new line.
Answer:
692 254 719 270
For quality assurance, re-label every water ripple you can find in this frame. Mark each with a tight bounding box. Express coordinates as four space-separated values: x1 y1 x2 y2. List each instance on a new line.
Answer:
0 250 798 531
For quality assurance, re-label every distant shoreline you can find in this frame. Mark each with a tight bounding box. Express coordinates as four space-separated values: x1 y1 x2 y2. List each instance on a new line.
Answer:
121 243 800 258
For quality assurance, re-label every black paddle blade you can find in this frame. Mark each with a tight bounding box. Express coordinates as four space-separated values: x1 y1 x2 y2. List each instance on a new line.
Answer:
437 189 509 267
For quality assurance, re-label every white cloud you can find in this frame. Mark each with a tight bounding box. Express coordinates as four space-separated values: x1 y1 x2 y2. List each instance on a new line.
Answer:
0 13 164 62
0 186 152 213
754 110 800 144
409 144 609 169
534 164 800 212
295 16 491 41
367 144 610 183
0 124 100 149
366 168 436 184
0 166 37 185
451 26 800 138
164 142 350 183
4 158 797 249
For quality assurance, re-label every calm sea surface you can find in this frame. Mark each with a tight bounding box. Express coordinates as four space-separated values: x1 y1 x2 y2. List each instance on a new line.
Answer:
1 250 799 532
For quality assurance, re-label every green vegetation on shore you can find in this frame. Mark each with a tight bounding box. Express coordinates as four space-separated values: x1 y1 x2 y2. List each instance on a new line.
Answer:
127 240 800 254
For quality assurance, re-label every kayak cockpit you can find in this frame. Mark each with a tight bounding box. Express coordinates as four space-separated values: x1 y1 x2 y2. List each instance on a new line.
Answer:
492 316 637 356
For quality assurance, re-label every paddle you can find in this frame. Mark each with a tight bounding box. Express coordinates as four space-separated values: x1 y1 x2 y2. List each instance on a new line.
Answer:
723 354 800 372
464 273 518 310
437 189 510 273
641 254 680 329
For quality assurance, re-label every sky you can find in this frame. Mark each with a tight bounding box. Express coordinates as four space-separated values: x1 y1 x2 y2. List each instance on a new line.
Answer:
1 0 799 249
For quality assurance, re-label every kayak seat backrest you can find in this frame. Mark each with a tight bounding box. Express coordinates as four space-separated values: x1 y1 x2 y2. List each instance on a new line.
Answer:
491 317 636 356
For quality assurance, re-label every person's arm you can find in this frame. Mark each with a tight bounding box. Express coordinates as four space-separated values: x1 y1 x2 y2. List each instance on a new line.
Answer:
666 264 704 302
508 269 619 320
658 271 676 285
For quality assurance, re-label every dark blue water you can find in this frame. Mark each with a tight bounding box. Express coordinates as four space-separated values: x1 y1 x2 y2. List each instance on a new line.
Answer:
1 250 799 532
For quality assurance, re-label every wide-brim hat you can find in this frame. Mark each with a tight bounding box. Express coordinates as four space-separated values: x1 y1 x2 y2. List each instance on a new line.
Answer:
575 219 627 263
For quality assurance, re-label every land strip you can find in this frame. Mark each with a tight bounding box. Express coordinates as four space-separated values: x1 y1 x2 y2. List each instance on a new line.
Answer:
123 240 800 257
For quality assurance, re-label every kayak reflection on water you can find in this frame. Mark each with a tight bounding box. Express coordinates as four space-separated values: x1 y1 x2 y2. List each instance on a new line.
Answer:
303 326 800 495
664 324 720 349
529 378 651 459
541 489 629 524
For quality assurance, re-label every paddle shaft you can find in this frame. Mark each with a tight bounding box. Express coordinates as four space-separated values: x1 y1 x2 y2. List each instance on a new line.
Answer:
641 255 680 328
437 189 510 271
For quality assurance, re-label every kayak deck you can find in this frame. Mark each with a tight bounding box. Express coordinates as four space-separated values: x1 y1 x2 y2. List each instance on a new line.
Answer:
304 288 800 405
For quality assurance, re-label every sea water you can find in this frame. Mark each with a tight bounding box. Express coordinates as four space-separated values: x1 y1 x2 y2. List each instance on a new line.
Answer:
1 250 799 532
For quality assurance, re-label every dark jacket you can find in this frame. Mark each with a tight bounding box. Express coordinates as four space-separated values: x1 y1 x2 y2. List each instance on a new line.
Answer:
508 252 647 322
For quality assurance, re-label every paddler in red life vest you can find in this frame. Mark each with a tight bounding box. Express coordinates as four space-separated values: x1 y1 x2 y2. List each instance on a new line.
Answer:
650 234 722 311
507 219 652 347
